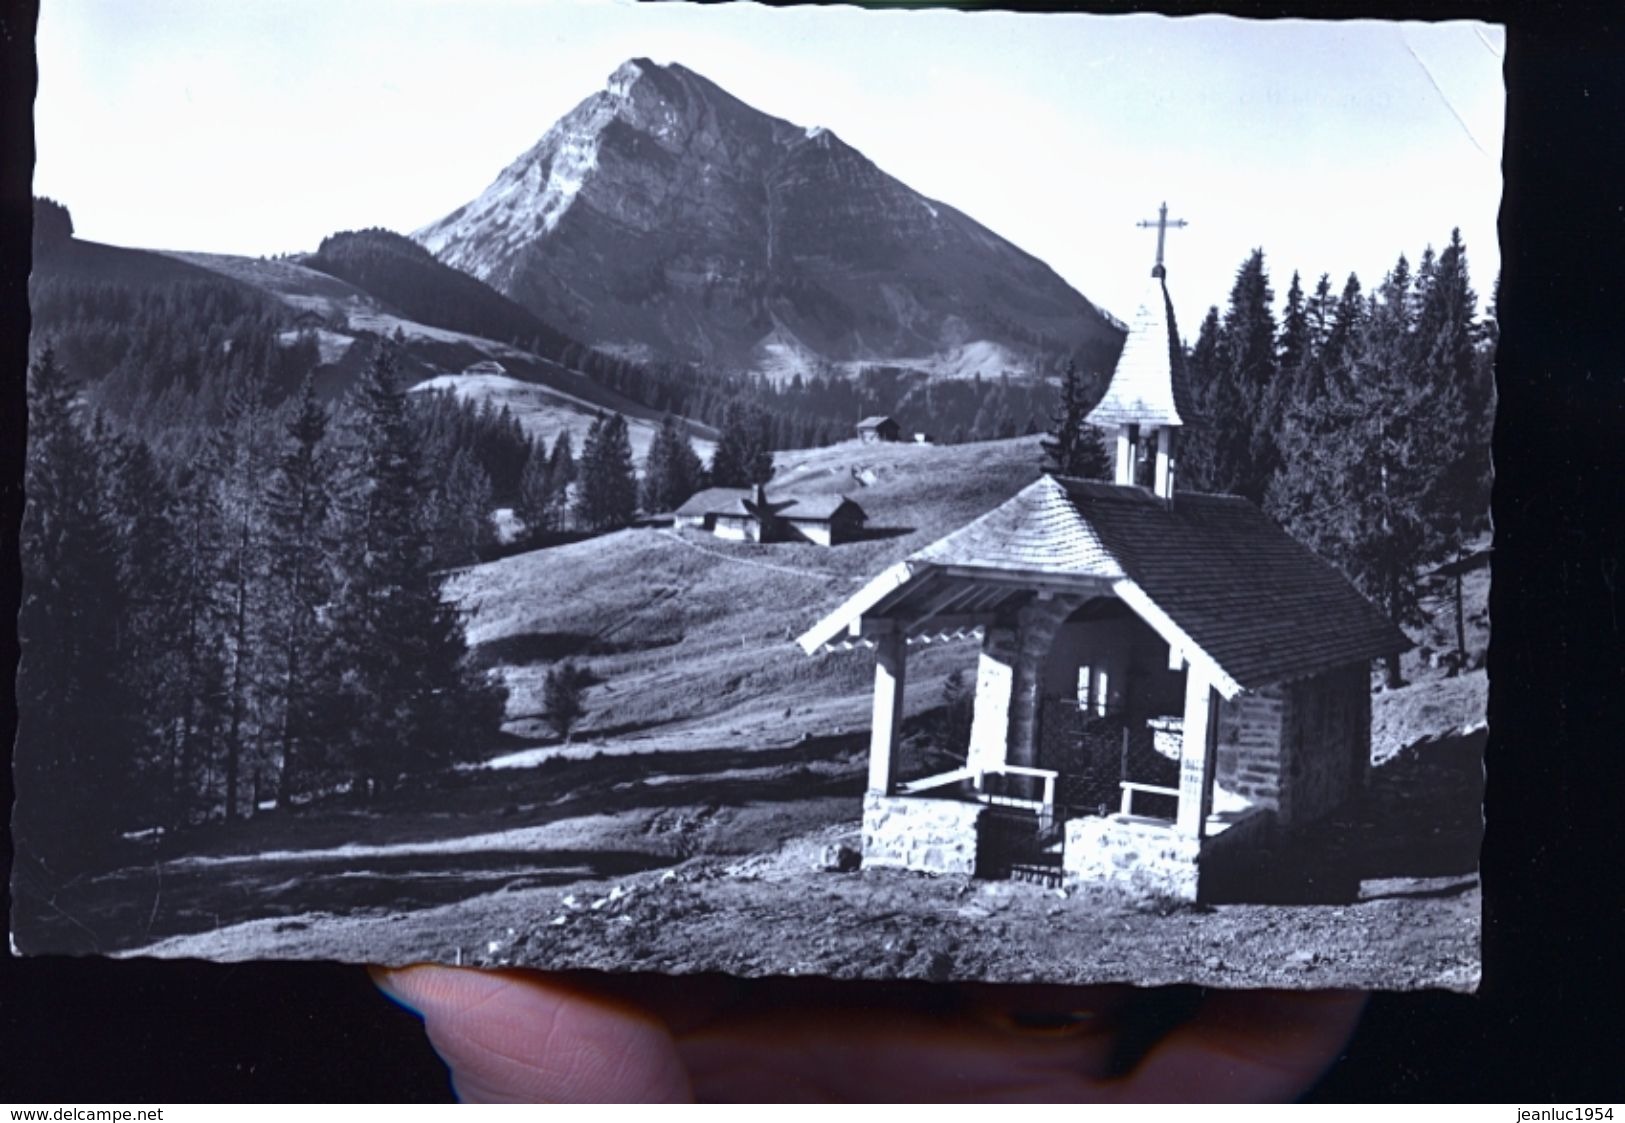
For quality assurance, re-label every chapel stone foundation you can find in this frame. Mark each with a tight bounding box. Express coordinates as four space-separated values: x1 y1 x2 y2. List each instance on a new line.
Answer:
861 793 984 876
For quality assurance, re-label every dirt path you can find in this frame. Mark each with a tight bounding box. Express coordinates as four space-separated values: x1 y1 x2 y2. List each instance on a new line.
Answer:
116 730 1482 992
32 677 1484 993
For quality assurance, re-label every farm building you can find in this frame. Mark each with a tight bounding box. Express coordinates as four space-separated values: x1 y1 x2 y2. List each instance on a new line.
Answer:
798 242 1408 902
857 415 902 444
675 485 867 546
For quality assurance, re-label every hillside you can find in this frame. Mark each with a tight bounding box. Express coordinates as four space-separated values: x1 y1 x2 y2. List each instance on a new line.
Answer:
450 436 1048 756
412 370 715 467
154 248 718 444
416 58 1123 382
303 228 579 359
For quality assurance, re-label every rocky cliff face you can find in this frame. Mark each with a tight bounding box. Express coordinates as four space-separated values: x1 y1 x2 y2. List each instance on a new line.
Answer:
416 59 1122 381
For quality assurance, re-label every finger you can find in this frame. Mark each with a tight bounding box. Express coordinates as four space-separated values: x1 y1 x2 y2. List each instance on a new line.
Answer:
373 965 692 1103
675 984 1126 1101
1114 989 1367 1102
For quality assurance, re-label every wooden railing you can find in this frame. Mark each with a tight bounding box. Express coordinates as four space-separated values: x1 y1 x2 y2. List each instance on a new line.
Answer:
1119 780 1179 819
897 764 1060 829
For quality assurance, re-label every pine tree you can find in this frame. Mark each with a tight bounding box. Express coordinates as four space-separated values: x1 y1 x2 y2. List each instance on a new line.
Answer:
1278 270 1310 385
264 374 334 807
640 413 705 514
1180 307 1225 491
546 430 577 528
426 446 496 567
516 436 555 539
328 347 506 794
1268 254 1458 687
574 412 638 530
15 348 133 870
709 403 773 487
202 370 277 824
97 423 189 825
168 462 229 826
1221 249 1279 503
1416 229 1489 664
1039 360 1111 478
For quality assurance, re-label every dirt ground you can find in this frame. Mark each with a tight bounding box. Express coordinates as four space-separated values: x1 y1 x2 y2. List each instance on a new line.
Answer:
18 672 1484 992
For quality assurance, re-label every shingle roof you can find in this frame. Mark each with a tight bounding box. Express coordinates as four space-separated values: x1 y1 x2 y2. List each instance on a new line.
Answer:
1085 276 1194 429
801 476 1408 694
782 495 865 521
675 488 861 522
674 487 753 517
913 476 1123 576
1048 478 1408 691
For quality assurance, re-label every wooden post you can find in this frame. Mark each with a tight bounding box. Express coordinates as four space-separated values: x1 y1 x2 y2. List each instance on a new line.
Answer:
868 631 907 795
1176 669 1219 838
1115 425 1135 487
1154 427 1176 499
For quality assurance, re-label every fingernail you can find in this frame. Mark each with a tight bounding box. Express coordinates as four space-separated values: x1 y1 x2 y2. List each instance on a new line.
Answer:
370 966 424 1017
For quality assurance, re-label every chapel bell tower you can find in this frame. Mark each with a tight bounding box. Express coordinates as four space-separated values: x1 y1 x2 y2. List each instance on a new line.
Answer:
1083 202 1194 500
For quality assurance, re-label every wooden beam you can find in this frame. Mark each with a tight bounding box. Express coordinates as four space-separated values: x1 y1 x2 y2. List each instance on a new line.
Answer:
795 561 922 655
868 632 907 796
940 567 1117 597
906 612 994 637
1176 669 1220 839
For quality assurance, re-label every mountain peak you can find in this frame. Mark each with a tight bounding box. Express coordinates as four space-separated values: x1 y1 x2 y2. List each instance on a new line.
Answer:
606 57 650 98
415 62 1122 380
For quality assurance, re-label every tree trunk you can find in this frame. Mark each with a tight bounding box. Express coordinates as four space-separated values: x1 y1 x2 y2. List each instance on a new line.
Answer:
1385 560 1405 689
276 579 304 811
224 514 251 825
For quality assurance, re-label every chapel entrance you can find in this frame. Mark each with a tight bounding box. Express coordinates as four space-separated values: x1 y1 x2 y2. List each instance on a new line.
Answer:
1036 598 1185 822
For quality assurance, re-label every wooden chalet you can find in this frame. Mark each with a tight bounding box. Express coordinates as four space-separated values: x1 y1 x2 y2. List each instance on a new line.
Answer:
856 415 902 444
797 212 1408 901
676 485 867 546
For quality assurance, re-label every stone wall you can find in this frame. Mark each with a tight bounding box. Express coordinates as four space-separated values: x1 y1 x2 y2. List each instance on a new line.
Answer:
1210 665 1370 828
861 793 984 876
1062 807 1277 902
1214 686 1287 817
1063 814 1202 900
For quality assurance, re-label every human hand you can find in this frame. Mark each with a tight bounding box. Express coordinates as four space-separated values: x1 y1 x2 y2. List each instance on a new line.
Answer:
373 965 1365 1102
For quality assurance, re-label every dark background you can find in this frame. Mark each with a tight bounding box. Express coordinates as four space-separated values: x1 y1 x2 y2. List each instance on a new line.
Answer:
4 0 1622 1103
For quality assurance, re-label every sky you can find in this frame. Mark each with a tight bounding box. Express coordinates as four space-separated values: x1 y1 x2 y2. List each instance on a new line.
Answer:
33 0 1504 334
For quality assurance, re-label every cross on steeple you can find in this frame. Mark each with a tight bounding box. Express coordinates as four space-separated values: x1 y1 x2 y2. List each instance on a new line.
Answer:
1137 201 1188 279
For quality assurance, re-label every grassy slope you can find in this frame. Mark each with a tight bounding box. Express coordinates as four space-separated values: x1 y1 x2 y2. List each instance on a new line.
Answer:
413 372 716 468
454 436 1490 762
157 250 718 445
451 436 1048 752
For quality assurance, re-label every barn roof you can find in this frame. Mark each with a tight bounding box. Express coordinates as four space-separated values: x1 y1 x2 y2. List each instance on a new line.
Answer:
799 476 1408 696
674 488 861 523
674 487 753 517
856 415 898 430
1085 275 1195 429
781 495 865 521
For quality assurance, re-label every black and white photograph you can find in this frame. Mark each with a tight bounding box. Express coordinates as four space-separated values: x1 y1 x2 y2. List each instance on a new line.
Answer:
13 1 1499 993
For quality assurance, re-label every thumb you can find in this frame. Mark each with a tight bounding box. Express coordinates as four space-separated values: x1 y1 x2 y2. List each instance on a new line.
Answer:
374 965 692 1103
